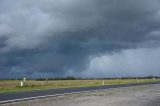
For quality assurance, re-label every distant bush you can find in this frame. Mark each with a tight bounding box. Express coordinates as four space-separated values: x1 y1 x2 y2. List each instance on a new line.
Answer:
35 76 82 81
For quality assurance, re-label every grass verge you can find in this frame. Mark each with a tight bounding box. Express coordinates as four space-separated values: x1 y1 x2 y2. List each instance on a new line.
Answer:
0 79 160 93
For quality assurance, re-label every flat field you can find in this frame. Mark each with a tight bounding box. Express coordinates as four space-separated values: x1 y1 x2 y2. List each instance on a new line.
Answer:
0 79 160 93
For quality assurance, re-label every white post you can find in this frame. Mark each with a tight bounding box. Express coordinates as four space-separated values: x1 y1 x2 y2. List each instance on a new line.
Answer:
102 80 105 85
20 81 24 87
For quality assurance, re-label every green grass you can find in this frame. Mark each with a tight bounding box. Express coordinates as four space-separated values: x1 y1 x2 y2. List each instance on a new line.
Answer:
0 79 160 93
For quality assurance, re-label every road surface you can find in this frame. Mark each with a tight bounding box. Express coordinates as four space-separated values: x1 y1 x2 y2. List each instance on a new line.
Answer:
0 82 160 104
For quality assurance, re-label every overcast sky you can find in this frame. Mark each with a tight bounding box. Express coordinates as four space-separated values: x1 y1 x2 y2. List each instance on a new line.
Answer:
0 0 160 79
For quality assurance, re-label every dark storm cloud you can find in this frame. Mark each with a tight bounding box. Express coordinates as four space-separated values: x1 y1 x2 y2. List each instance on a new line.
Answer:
0 0 160 78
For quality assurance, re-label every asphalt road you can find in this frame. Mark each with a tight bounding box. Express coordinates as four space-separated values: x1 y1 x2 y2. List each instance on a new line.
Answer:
0 81 160 104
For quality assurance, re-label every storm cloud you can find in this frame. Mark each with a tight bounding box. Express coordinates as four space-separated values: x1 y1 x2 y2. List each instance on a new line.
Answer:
0 0 160 78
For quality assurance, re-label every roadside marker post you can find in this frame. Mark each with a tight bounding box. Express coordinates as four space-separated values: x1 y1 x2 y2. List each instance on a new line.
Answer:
20 81 24 87
20 77 26 87
102 80 105 85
